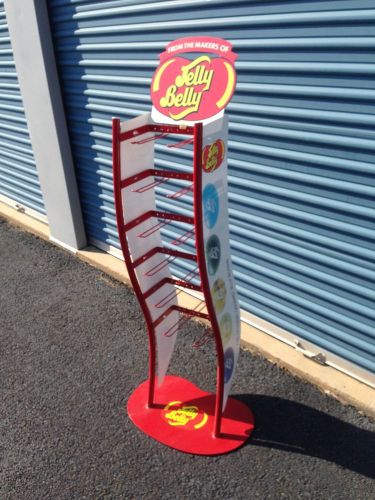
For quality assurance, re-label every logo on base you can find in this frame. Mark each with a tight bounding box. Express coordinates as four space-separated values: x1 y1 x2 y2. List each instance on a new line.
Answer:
163 401 208 430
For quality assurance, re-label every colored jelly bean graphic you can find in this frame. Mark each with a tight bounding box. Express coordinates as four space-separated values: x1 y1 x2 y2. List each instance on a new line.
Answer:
202 183 219 229
220 313 232 346
224 348 234 384
202 139 225 173
211 277 226 314
206 234 221 275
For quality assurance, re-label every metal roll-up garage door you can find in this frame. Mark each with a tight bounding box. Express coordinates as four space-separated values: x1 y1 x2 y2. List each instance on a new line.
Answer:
0 1 45 218
48 0 375 381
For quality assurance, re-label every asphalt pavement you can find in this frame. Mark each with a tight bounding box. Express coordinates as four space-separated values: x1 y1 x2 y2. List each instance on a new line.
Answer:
1 217 374 500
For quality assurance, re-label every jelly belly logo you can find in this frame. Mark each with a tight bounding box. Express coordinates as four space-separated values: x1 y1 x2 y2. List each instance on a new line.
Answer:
203 139 225 173
151 37 237 124
163 401 208 430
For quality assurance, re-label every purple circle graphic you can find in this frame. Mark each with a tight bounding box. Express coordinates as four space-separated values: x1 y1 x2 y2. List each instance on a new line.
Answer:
224 347 234 384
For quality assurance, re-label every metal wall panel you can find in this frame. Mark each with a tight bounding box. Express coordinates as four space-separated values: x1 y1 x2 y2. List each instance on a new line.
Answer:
48 0 375 377
0 2 45 216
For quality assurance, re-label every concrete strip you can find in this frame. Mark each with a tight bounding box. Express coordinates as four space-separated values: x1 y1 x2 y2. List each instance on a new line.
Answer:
78 246 131 287
241 326 375 418
1 202 374 419
0 201 50 241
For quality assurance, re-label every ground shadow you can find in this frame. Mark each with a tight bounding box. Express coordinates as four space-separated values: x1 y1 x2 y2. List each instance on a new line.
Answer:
236 394 375 479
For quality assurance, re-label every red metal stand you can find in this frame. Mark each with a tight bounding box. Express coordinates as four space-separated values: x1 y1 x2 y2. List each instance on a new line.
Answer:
112 117 254 455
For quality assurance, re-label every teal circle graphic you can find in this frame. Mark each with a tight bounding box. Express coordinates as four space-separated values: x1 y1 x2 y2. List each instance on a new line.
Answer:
206 234 221 275
203 183 219 229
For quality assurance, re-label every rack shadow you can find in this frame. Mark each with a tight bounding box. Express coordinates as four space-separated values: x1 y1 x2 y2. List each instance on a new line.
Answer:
236 394 375 479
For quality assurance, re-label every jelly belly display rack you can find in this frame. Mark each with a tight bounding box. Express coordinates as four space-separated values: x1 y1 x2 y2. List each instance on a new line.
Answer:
112 112 254 455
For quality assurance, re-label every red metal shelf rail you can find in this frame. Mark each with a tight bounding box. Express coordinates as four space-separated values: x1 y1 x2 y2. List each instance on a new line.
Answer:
163 300 208 338
153 267 199 309
121 169 192 189
132 247 196 271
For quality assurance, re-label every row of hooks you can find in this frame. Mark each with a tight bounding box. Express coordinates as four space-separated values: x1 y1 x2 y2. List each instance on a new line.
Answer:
131 133 194 148
132 179 193 198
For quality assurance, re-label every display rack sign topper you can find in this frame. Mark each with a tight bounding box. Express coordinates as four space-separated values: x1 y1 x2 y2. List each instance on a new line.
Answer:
151 37 237 124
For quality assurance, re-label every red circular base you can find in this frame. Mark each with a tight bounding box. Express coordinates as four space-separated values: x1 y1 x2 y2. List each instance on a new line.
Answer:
127 375 255 455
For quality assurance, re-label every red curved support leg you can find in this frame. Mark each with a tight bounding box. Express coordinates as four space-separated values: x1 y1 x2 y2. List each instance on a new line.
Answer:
193 122 225 438
112 118 157 407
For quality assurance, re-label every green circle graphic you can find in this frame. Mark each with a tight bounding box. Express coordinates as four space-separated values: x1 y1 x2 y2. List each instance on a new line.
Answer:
220 313 232 347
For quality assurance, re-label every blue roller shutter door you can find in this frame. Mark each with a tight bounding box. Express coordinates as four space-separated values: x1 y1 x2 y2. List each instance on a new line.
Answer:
0 1 45 217
48 0 375 378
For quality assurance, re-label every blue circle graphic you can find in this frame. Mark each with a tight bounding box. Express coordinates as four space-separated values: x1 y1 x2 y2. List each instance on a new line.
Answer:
202 183 219 229
224 347 234 384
